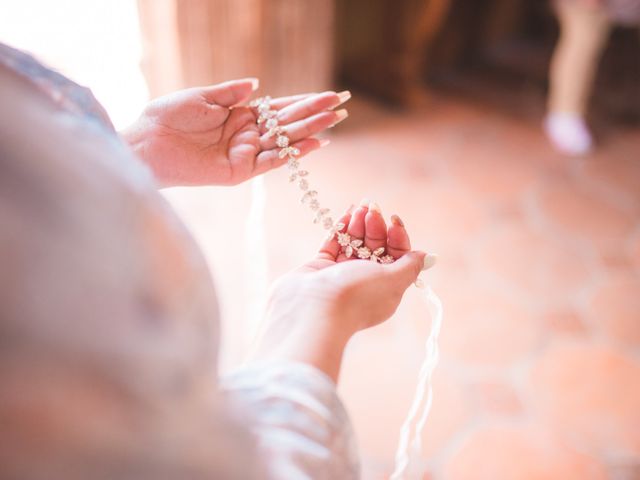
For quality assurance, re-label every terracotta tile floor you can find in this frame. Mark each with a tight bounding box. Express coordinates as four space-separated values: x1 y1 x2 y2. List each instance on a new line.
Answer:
165 95 640 479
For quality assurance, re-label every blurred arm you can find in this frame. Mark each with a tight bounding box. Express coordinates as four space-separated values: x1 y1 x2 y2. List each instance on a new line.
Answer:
222 362 360 480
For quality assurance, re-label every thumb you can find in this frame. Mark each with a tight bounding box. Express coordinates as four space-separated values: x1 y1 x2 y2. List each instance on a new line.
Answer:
199 78 259 107
386 251 436 290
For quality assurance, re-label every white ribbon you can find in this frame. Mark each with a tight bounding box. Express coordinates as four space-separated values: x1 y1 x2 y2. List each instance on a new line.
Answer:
390 284 443 480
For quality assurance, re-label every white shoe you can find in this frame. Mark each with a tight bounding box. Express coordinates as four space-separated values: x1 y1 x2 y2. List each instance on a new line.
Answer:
544 112 593 156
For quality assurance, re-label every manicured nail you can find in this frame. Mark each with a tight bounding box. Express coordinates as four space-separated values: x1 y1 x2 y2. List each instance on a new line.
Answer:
359 198 370 207
369 201 382 214
319 138 331 148
345 204 355 214
337 90 351 104
391 214 405 227
422 254 438 271
249 78 260 91
330 109 349 127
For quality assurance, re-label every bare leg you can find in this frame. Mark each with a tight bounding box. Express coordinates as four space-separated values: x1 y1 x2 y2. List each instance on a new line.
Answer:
549 0 611 115
545 0 611 155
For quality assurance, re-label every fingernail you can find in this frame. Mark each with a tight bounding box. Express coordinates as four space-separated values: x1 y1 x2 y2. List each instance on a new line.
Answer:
249 78 259 91
337 90 351 104
391 214 404 227
330 109 348 128
422 254 438 271
369 201 382 214
359 198 370 207
319 138 331 147
346 204 355 214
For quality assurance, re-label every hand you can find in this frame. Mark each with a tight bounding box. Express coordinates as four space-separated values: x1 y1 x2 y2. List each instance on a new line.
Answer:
121 78 350 187
253 201 435 382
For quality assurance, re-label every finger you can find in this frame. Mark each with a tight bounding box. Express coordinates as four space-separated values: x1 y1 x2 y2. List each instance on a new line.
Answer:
364 202 388 257
277 91 351 125
252 137 330 177
336 200 368 262
249 94 315 130
269 93 315 110
386 214 412 259
259 109 348 150
199 78 259 107
385 251 427 292
317 208 353 261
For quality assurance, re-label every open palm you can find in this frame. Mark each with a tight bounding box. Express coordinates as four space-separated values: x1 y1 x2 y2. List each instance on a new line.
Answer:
123 79 349 187
254 203 430 381
266 202 429 337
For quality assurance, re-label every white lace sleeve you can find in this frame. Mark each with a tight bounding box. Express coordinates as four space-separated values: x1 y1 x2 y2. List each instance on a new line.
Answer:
221 362 360 480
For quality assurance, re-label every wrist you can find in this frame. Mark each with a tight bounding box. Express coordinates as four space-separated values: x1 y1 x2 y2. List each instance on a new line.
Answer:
292 320 351 383
120 118 147 158
253 302 355 383
120 117 171 186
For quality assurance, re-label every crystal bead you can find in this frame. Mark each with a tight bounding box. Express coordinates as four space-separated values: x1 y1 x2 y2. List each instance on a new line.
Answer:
380 255 395 264
298 178 309 190
300 190 318 204
322 216 334 229
276 136 289 148
357 246 372 259
309 199 320 211
267 126 285 138
313 208 330 224
287 158 300 170
288 173 298 183
297 170 308 177
266 118 278 129
336 232 350 247
280 146 299 159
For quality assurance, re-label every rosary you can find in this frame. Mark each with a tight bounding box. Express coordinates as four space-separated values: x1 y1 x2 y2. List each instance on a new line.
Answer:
251 96 444 479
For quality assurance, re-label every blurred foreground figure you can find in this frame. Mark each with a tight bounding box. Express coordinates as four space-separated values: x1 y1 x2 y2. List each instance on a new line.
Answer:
0 42 350 480
0 40 428 479
545 0 640 155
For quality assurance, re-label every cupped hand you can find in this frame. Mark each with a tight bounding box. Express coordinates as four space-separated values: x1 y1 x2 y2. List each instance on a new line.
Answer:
254 202 435 381
122 78 350 187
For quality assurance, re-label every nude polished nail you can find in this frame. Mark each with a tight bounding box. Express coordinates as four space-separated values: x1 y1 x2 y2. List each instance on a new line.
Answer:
391 214 404 227
330 109 348 128
422 254 438 271
337 90 351 104
369 201 382 214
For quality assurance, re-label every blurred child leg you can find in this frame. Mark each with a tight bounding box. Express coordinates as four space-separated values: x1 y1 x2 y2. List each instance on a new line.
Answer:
545 0 611 155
